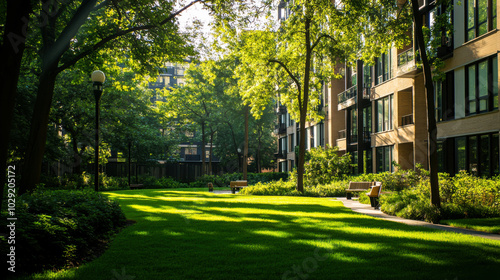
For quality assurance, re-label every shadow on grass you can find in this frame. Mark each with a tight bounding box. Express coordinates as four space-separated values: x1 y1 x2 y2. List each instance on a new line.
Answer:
26 189 500 280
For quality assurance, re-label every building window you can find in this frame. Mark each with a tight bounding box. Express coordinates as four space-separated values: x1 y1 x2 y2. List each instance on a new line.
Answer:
453 133 499 177
466 56 498 116
435 71 455 122
466 0 497 42
376 95 393 132
375 48 392 85
318 123 325 147
376 145 393 172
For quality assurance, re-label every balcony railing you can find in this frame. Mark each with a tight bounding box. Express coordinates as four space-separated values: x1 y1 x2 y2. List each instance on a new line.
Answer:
397 48 420 77
401 114 414 126
274 123 286 134
276 105 286 115
338 129 346 139
337 86 370 110
397 48 414 67
349 130 371 144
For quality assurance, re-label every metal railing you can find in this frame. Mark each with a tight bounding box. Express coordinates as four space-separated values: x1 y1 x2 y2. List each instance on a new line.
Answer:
397 48 414 67
401 114 414 126
274 123 286 134
338 85 357 104
338 129 346 139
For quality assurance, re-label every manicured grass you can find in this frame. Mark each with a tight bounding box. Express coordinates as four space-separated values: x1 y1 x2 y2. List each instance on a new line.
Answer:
441 218 500 234
25 189 500 280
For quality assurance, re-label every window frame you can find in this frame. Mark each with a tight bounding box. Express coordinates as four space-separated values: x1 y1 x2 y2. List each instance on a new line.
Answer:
465 56 498 116
465 0 497 42
375 95 393 132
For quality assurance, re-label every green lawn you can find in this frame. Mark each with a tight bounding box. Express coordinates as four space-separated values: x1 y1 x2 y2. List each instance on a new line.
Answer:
441 218 500 234
27 189 500 280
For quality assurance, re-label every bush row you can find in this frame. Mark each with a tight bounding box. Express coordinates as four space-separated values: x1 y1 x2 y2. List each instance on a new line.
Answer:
381 171 500 222
40 172 289 191
1 190 126 274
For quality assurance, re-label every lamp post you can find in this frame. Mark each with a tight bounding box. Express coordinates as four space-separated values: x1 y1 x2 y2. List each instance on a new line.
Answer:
91 70 106 192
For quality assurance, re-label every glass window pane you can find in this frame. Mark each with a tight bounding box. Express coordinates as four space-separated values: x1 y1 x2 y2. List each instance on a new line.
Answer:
456 137 467 172
384 97 389 131
480 134 490 176
377 100 383 132
478 0 488 22
469 136 478 175
492 134 499 176
389 95 393 130
468 65 476 100
469 101 477 113
478 61 488 97
478 23 488 36
493 0 497 28
467 0 475 30
493 57 498 109
479 99 487 111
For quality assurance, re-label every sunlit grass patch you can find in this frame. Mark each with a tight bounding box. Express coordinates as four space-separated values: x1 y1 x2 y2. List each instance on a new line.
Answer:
441 217 500 234
22 189 500 280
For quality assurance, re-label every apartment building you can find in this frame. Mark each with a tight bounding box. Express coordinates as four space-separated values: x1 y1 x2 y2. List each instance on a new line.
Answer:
277 0 499 176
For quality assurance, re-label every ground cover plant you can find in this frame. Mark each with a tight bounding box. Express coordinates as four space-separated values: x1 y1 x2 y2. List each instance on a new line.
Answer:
21 189 500 280
1 190 126 276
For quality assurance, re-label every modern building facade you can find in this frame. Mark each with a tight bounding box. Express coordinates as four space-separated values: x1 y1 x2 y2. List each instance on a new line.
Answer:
276 0 500 176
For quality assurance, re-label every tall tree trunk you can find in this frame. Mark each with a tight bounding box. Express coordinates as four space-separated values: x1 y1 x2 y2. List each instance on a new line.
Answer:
243 105 249 180
297 16 313 193
0 0 32 209
411 0 440 207
20 69 58 194
201 122 206 176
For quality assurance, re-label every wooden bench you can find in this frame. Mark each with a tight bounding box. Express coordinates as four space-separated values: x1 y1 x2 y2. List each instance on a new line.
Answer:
230 180 247 194
366 182 383 209
345 182 374 199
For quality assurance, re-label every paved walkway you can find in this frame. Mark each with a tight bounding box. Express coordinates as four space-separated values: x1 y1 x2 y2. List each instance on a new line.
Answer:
337 197 500 241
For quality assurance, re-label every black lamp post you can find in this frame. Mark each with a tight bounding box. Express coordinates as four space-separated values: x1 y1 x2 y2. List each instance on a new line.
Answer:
91 70 106 191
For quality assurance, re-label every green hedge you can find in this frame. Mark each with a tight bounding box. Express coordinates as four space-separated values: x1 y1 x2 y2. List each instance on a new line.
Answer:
0 190 126 274
40 173 129 191
239 180 347 197
381 171 500 222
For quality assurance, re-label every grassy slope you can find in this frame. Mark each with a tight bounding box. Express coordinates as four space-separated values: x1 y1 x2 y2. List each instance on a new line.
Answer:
28 189 500 280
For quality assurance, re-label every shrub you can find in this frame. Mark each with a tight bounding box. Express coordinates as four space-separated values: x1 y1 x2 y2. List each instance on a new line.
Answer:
239 179 300 196
304 145 352 186
1 190 126 274
380 171 500 222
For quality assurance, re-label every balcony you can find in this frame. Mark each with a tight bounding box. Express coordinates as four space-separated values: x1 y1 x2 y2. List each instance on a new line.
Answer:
401 114 414 126
349 129 371 144
338 129 346 139
397 48 420 77
276 105 286 115
274 150 287 159
337 86 370 110
274 123 286 134
149 81 165 89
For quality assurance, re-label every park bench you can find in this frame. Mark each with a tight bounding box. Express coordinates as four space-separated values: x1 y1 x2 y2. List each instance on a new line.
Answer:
366 182 383 209
230 180 247 194
129 184 144 190
345 181 374 199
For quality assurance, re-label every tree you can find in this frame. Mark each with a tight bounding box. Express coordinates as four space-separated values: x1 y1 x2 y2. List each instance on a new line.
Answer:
408 0 453 208
231 0 410 192
0 0 32 209
8 0 242 195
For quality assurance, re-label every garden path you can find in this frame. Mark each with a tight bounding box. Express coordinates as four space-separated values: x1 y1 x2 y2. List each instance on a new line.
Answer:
337 197 500 241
